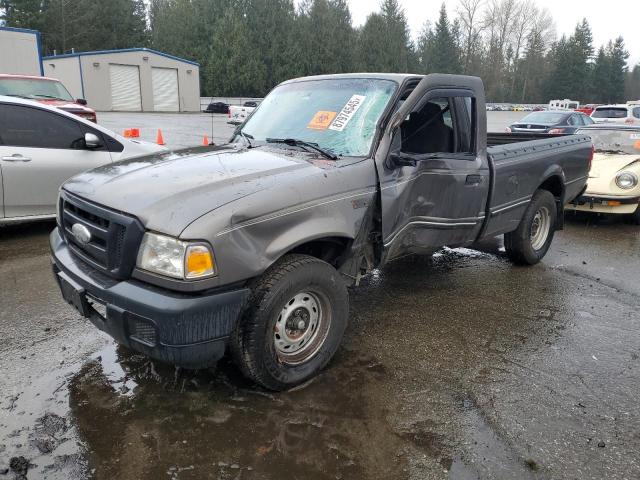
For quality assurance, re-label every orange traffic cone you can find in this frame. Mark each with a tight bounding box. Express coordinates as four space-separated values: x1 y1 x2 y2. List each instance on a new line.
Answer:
156 129 165 145
130 128 140 138
202 135 209 146
123 129 132 138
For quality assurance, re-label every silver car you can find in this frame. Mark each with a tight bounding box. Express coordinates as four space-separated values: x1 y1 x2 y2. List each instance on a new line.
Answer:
0 96 167 224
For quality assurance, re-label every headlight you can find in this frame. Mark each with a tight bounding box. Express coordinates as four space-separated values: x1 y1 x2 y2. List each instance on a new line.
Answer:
615 171 638 190
136 232 216 280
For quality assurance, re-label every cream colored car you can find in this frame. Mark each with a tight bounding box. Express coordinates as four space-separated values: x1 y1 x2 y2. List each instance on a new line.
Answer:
568 125 640 223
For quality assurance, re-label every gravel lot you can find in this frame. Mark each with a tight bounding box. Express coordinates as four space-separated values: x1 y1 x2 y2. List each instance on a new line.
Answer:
1 110 639 480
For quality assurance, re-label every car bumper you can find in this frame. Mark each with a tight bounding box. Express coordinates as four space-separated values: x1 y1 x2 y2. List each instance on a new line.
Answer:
568 194 640 214
50 228 250 369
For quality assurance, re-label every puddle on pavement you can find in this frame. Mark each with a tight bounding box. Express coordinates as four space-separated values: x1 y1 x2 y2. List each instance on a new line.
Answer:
65 342 403 480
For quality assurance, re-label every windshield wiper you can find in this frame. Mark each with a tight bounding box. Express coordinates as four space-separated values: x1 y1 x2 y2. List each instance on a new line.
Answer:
5 94 32 99
266 138 338 160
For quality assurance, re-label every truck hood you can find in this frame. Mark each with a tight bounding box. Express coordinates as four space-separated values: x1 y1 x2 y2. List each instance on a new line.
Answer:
62 146 320 235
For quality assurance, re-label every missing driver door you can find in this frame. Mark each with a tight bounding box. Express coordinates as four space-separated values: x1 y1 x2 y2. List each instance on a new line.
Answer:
375 76 489 261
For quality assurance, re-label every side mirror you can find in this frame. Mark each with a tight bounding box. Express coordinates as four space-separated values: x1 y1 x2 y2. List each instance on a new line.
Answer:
389 152 416 167
84 132 102 149
76 98 88 105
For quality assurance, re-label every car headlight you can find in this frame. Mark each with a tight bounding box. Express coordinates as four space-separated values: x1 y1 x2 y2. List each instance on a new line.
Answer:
136 232 216 280
615 171 638 190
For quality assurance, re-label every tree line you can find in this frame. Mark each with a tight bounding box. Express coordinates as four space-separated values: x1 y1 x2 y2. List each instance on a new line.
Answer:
2 0 639 103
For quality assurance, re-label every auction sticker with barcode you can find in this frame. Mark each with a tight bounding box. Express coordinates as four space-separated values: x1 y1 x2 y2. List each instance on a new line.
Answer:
329 95 366 131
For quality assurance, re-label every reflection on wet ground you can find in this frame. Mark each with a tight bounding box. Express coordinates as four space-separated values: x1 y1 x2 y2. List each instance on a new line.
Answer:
1 215 639 479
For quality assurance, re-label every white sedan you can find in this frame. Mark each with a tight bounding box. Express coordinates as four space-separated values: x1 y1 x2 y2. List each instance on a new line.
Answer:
0 96 168 225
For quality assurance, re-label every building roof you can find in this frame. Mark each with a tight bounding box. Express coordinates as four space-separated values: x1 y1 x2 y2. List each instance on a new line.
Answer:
43 47 199 67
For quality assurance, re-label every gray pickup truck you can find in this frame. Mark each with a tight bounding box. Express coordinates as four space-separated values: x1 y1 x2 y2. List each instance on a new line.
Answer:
51 74 592 390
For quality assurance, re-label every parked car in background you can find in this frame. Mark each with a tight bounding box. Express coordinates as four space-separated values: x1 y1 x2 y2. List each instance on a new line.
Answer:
568 125 640 223
576 104 598 116
204 101 229 114
506 110 594 134
548 99 580 111
0 96 168 224
228 102 257 125
50 73 591 390
591 102 640 125
0 74 97 122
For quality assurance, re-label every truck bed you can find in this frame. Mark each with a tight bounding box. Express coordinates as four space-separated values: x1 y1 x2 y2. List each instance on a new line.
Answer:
481 133 592 239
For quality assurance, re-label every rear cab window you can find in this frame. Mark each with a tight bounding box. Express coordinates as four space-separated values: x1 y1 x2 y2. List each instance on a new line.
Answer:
592 108 628 119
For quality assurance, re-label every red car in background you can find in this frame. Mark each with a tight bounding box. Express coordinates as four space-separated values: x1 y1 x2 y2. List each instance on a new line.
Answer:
575 104 599 116
0 74 97 122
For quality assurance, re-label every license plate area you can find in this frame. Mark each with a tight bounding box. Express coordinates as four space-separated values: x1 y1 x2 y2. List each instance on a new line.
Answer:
57 271 105 320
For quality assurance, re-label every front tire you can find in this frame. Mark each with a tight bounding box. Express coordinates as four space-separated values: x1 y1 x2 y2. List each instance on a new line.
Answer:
230 254 349 391
504 189 557 265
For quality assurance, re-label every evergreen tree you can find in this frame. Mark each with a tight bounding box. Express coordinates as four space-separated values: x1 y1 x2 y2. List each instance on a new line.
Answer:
298 0 356 76
418 4 462 74
0 0 45 31
206 4 267 97
607 37 629 103
358 0 413 73
626 64 640 101
592 46 611 102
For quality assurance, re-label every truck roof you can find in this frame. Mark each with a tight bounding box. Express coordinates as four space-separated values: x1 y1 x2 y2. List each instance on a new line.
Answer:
280 73 420 86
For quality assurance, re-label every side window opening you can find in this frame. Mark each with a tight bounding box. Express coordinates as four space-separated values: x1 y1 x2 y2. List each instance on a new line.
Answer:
401 97 454 154
399 95 475 156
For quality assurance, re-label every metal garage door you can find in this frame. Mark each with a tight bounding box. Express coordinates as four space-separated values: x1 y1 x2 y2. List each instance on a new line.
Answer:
152 67 180 111
109 64 142 111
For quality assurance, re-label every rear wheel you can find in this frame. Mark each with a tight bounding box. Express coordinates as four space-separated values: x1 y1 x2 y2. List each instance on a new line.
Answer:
230 254 348 391
504 189 557 265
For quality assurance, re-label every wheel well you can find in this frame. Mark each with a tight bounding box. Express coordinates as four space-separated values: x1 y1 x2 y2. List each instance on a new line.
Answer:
286 237 352 268
538 175 564 200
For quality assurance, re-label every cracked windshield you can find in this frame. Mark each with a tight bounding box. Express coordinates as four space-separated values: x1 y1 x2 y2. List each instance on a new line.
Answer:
239 78 397 156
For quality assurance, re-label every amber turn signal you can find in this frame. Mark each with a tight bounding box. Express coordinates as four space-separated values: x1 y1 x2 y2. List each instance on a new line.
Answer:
185 245 215 279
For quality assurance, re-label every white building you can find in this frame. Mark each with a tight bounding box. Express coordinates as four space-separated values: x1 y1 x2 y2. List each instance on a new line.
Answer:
0 26 43 76
43 48 201 112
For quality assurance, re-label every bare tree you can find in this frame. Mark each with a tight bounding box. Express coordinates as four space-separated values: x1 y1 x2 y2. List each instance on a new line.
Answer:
456 0 485 74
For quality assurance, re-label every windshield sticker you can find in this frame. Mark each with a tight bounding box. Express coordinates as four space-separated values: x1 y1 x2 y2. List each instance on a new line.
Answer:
329 95 366 132
307 111 338 130
634 140 640 150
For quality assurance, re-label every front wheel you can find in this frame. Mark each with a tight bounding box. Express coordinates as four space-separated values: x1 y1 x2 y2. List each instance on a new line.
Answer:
504 190 557 265
230 254 349 391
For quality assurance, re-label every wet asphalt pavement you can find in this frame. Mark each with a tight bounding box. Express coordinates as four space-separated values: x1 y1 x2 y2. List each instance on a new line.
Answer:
1 213 638 480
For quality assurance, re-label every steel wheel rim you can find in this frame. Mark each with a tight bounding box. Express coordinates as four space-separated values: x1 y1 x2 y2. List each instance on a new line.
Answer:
274 290 331 365
530 206 551 250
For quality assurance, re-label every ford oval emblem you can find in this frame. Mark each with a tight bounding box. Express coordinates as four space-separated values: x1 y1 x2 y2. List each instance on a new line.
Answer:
71 223 91 245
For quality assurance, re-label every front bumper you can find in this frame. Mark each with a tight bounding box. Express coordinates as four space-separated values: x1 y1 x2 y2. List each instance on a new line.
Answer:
50 228 250 368
568 194 640 214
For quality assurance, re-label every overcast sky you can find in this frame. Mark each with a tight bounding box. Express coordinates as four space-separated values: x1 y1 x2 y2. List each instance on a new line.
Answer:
343 0 640 66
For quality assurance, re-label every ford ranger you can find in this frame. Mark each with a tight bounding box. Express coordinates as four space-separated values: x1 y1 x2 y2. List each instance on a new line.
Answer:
51 74 592 390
